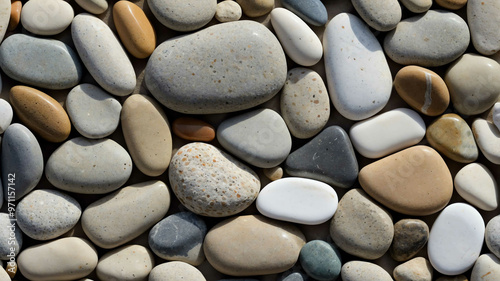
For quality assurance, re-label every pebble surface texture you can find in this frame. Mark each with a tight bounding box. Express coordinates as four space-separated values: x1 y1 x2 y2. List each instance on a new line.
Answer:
20 0 74 36
351 0 402 31
390 219 429 262
0 213 22 260
96 245 155 281
148 0 217 32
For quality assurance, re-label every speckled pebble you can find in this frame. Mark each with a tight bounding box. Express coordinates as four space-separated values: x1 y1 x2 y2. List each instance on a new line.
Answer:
390 219 429 262
149 261 206 281
215 0 242 22
0 0 10 43
486 215 500 259
299 240 341 281
0 213 22 260
393 257 433 281
0 99 12 134
148 0 217 31
468 0 500 55
471 253 500 281
20 0 74 35
341 261 393 281
352 0 401 31
96 245 155 281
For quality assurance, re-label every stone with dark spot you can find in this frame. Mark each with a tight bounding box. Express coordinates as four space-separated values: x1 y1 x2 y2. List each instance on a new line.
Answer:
390 219 429 262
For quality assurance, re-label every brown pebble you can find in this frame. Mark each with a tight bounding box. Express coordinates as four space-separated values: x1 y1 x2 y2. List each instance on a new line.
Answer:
172 117 215 142
263 166 283 181
435 0 467 9
6 261 16 279
8 1 21 31
236 0 274 17
436 275 469 281
390 219 429 262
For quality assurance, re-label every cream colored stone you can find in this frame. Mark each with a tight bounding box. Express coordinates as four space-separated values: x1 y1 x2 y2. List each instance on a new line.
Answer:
394 257 433 281
215 0 242 22
236 0 273 17
96 245 155 281
149 262 206 281
75 0 108 14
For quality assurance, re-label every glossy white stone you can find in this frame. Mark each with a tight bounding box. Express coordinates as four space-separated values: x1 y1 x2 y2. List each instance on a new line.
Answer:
472 118 500 164
0 99 12 134
21 0 74 35
468 0 500 55
471 253 500 281
455 163 498 211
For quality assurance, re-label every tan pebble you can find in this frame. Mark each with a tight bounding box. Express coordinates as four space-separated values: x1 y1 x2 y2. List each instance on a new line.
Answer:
436 275 469 281
172 117 215 142
75 0 108 14
393 257 433 281
7 1 20 31
9 85 71 142
236 0 274 17
5 261 16 279
113 1 156 59
215 0 242 22
263 166 283 181
435 0 467 9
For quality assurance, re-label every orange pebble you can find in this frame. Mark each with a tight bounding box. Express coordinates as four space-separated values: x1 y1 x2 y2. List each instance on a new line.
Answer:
8 1 21 31
173 117 216 142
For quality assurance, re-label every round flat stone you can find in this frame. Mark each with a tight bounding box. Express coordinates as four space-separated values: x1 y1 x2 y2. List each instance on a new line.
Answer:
215 0 242 22
472 118 500 164
96 245 155 281
281 0 327 26
148 0 216 31
0 213 22 260
471 254 500 281
217 108 291 168
428 203 485 275
359 145 453 216
172 117 215 142
204 215 306 276
8 1 21 31
455 163 498 211
74 0 108 14
149 262 206 281
341 261 393 281
390 219 429 262
352 0 401 31
330 189 393 260
20 0 73 35
393 257 433 281
487 216 500 259
384 10 470 67
436 0 467 9
82 180 170 249
400 0 432 13
299 240 341 281
426 113 478 163
0 0 10 43
468 0 500 55
235 0 274 17
0 99 12 134
66 84 122 139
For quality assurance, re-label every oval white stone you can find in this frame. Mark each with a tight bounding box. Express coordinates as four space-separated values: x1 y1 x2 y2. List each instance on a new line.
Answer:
323 13 392 120
468 0 500 55
455 163 498 211
257 177 338 225
428 203 485 275
349 108 426 158
472 118 500 164
0 99 12 134
271 8 322 66
21 0 74 35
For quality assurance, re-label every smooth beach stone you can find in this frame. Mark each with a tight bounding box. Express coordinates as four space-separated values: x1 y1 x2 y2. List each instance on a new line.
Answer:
436 276 469 281
0 34 82 89
10 85 71 142
394 66 450 116
468 0 500 55
390 219 429 262
169 142 260 217
1 266 11 281
0 99 12 134
45 137 132 194
263 166 283 181
217 108 291 168
0 213 22 260
149 262 206 281
72 13 136 96
82 180 171 249
349 108 426 159
280 68 329 139
21 0 73 35
148 0 216 31
66 84 122 139
215 0 242 22
455 163 498 211
352 0 401 31
113 1 156 59
256 177 338 225
471 254 500 281
172 117 215 142
17 237 98 281
445 54 500 115
490 103 500 131
436 0 467 8
384 10 470 67
330 189 393 260
145 20 286 114
486 216 500 258
236 0 274 17
7 1 21 31
299 240 341 281
121 94 172 177
1 123 43 201
400 0 432 13
281 0 327 26
75 0 108 14
359 145 453 216
428 203 485 275
271 8 322 66
204 215 306 276
0 0 9 43
472 118 500 164
96 245 155 281
341 261 393 281
323 13 392 120
149 212 207 266
426 113 478 163
393 257 433 281
17 189 81 240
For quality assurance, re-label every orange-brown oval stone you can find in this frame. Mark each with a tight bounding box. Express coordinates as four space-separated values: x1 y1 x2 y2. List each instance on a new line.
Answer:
8 1 21 31
435 0 467 9
172 117 215 142
9 86 71 142
113 1 156 59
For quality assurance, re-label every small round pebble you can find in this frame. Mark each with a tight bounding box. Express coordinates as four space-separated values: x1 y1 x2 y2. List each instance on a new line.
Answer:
149 261 206 281
0 99 12 134
75 0 108 14
390 219 429 262
215 0 242 22
455 163 499 211
486 215 500 259
96 245 155 281
235 0 274 17
0 213 22 260
341 261 393 281
263 166 283 181
172 117 216 142
299 240 341 281
20 0 74 35
393 257 433 281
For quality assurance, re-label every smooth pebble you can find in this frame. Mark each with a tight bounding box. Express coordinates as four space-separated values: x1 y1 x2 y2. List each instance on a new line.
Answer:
281 0 327 26
472 118 500 164
393 257 433 281
455 163 498 211
7 1 20 31
172 117 215 142
215 0 242 22
490 103 500 131
487 215 500 260
75 0 108 14
0 0 9 43
351 0 402 31
236 0 274 17
400 0 432 13
263 166 283 181
471 253 500 281
436 0 467 9
299 240 341 281
20 0 73 35
149 261 206 281
0 213 22 260
341 261 393 281
390 219 429 262
468 0 500 55
0 99 12 134
148 0 216 31
96 245 155 281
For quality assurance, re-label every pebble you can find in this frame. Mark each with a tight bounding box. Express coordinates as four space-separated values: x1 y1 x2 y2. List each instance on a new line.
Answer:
74 0 108 14
149 261 206 281
341 261 393 281
0 34 82 89
236 0 274 17
1 123 43 201
72 13 136 96
81 180 171 249
351 0 401 31
455 163 498 211
148 0 217 31
217 108 291 168
472 118 500 164
66 84 122 139
45 137 132 194
394 65 450 116
0 0 9 42
330 189 393 260
323 13 392 120
384 10 470 67
7 1 20 31
285 126 358 188
390 219 429 262
436 0 467 9
280 67 330 139
96 245 155 281
271 8 323 66
486 103 500 131
263 166 283 181
172 117 215 142
281 0 328 26
121 94 172 177
468 0 500 55
399 0 432 13
145 20 286 114
393 257 433 281
256 177 338 225
428 203 485 275
204 215 306 276
17 237 98 281
359 145 453 216
0 99 12 134
9 85 71 143
168 142 260 217
215 0 242 22
0 213 22 260
20 0 73 35
349 108 426 159
471 253 500 281
486 215 500 258
17 189 81 240
426 113 478 163
4 263 14 280
148 212 207 266
299 240 341 281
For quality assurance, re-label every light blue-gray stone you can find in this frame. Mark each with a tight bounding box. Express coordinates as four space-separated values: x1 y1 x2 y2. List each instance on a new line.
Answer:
281 0 328 26
299 240 342 281
145 20 287 114
352 0 401 31
279 264 311 281
0 213 22 260
0 34 82 89
148 0 217 31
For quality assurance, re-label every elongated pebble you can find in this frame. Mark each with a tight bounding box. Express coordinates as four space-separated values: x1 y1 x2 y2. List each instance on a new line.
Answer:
7 1 21 31
20 0 73 35
281 0 328 26
486 215 500 259
455 163 498 211
341 261 393 281
472 118 500 164
149 262 206 281
172 117 215 142
75 0 108 14
0 0 10 43
96 245 155 281
0 99 12 134
468 0 500 55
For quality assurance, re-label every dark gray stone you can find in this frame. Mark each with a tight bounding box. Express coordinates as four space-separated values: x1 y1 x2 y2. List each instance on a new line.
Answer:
389 219 429 262
281 0 328 26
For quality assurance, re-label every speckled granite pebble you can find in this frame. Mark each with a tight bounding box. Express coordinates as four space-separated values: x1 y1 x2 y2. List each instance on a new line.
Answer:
471 253 500 281
0 213 22 260
468 0 500 55
390 219 429 262
0 99 12 134
215 0 242 22
486 215 500 259
149 261 206 281
341 261 393 281
393 257 433 281
96 245 155 281
352 0 401 31
0 0 10 43
148 0 216 31
20 0 73 35
299 240 341 281
472 118 500 164
455 163 498 211
281 0 327 26
75 0 108 14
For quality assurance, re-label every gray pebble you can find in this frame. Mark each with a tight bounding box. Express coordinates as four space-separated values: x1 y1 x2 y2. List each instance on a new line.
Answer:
148 0 217 31
0 213 22 260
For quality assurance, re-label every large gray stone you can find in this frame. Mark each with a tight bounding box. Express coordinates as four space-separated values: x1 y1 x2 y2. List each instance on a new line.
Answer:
148 0 217 31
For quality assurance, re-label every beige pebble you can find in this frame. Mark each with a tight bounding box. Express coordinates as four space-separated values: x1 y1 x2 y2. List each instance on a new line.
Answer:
215 0 242 22
236 0 274 17
149 261 206 281
263 166 283 181
393 257 433 281
96 245 155 281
